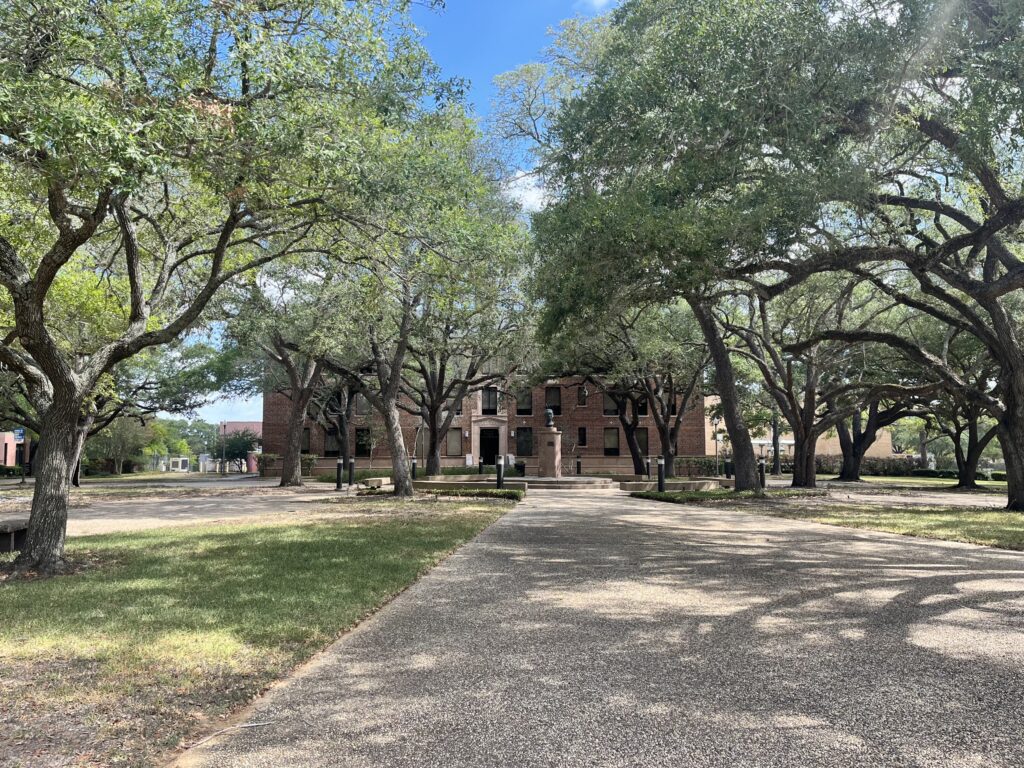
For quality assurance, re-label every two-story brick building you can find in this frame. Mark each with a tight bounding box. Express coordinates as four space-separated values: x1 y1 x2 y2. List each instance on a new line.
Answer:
261 379 708 476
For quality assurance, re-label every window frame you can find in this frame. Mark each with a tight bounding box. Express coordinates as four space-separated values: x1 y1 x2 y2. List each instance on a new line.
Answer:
603 427 620 457
481 387 499 416
577 427 587 447
355 428 372 458
545 386 562 416
516 427 534 457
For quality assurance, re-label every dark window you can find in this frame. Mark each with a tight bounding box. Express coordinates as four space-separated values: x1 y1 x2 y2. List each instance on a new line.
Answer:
516 389 533 416
355 428 372 457
325 427 340 458
481 387 499 415
446 429 463 457
545 386 562 416
516 427 534 457
578 427 587 447
603 393 618 416
637 399 648 416
353 394 371 415
671 400 678 416
603 428 620 456
454 398 463 416
637 427 649 456
578 385 588 407
301 427 311 454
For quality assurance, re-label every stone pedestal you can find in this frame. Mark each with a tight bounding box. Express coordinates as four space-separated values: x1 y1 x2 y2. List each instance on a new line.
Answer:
538 426 562 478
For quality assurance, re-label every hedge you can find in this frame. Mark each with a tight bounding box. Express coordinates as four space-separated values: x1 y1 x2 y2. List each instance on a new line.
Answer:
418 488 524 501
632 488 827 504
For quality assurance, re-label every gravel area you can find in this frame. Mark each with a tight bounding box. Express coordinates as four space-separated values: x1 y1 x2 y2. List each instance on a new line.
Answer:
174 490 1024 768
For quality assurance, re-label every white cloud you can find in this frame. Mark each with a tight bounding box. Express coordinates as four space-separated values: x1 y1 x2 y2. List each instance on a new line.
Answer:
504 170 548 214
574 0 617 12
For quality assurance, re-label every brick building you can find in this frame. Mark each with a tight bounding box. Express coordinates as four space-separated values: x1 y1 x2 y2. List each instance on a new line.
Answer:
261 379 709 476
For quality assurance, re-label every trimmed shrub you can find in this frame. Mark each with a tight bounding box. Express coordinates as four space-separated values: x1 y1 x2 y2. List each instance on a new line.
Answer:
631 488 827 504
418 488 524 502
256 453 278 477
911 468 958 479
992 471 1007 481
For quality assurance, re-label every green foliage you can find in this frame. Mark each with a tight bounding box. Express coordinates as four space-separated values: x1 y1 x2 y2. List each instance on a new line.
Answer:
417 488 524 502
632 488 827 504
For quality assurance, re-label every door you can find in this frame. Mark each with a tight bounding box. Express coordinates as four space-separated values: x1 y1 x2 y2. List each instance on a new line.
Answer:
479 429 500 466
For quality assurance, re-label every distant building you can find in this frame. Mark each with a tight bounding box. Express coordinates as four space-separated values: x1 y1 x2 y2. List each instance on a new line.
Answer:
262 379 706 476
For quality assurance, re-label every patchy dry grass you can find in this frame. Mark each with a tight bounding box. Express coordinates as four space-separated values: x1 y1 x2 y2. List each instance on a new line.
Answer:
0 500 508 767
762 502 1024 551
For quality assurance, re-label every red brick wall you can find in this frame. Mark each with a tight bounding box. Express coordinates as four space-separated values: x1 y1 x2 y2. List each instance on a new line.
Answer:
262 378 709 476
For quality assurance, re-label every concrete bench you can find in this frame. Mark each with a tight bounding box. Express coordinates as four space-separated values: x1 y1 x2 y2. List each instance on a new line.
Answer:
619 480 720 492
365 477 391 489
0 518 29 553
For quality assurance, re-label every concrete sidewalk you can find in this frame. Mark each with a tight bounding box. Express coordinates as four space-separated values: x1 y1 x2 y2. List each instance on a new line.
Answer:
176 491 1024 767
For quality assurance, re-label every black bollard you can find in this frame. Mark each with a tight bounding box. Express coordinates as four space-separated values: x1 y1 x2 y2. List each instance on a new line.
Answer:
411 457 417 480
657 457 666 493
576 456 582 476
725 460 732 480
758 459 766 489
496 460 504 489
646 457 651 479
348 457 355 487
478 458 484 475
336 458 343 491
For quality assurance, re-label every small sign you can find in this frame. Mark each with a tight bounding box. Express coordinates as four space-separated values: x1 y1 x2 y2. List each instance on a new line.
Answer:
12 428 24 443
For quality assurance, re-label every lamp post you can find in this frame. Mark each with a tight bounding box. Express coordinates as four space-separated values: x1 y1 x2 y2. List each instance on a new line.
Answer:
657 456 666 492
712 416 721 476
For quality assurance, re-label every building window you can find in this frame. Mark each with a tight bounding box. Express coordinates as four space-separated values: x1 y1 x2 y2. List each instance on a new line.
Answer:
578 385 588 407
603 393 618 416
603 428 620 456
325 427 340 458
446 429 463 457
671 400 678 416
578 427 587 447
301 427 311 454
637 399 648 416
353 394 371 415
516 427 534 457
355 428 372 457
516 389 533 416
637 427 649 456
481 387 499 415
454 398 463 416
545 386 562 416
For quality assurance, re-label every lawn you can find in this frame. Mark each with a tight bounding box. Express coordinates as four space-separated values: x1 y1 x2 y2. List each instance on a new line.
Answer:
860 475 1008 491
0 501 507 767
764 503 1024 551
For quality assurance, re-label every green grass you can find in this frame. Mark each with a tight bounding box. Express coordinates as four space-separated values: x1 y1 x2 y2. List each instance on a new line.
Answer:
858 475 1008 490
632 488 828 504
0 502 505 766
764 503 1024 551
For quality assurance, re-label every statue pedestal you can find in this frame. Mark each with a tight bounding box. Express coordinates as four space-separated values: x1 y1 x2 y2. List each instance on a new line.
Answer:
538 426 562 478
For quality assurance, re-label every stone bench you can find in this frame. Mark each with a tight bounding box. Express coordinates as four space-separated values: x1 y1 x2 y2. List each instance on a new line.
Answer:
0 518 29 553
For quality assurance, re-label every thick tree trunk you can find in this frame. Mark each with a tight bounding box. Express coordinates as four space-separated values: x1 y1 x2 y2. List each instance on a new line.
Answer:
622 421 646 476
657 424 677 478
426 408 443 476
279 388 315 488
689 298 760 492
15 398 82 574
382 400 413 497
791 434 818 489
997 376 1024 510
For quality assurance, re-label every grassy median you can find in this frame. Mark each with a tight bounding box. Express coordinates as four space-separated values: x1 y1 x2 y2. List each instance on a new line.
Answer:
765 503 1024 551
0 501 508 767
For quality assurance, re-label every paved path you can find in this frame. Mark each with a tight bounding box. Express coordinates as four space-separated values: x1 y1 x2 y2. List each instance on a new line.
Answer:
176 490 1024 768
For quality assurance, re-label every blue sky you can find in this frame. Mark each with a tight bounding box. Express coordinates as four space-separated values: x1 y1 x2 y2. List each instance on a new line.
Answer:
196 0 616 425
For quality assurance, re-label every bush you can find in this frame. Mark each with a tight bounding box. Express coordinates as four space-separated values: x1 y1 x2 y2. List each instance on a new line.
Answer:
632 488 827 504
300 454 319 476
992 471 1007 481
911 468 958 479
256 453 278 477
675 456 718 477
0 465 24 478
860 456 920 476
418 488 524 501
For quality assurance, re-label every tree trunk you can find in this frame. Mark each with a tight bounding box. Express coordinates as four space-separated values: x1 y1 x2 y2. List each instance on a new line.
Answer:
997 375 1024 510
657 423 677 478
15 398 82 574
279 388 315 488
771 413 782 476
791 433 818 489
918 429 929 468
382 400 413 497
426 408 443 476
621 418 646 476
689 298 760 492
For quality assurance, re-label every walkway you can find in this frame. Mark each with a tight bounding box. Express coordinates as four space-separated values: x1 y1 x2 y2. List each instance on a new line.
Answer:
175 490 1024 766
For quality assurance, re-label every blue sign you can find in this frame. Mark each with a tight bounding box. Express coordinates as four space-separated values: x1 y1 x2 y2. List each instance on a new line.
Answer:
12 428 24 442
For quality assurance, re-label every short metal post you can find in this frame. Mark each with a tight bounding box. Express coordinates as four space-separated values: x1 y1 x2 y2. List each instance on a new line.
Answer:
478 458 484 475
725 460 732 480
657 457 666 492
336 458 343 491
645 457 651 479
411 457 417 480
496 460 504 489
758 459 767 489
576 456 582 476
348 458 355 487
